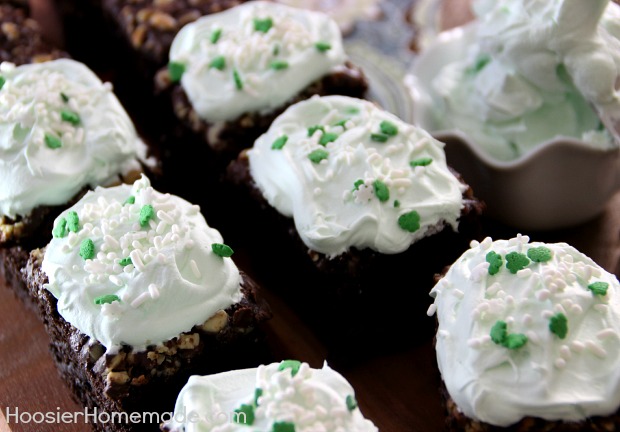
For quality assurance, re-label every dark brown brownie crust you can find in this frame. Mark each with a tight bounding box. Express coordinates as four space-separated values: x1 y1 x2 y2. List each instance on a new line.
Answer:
25 248 271 432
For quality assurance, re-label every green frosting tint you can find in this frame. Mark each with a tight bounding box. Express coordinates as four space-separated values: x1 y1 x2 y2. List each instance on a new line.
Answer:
505 252 530 274
486 251 503 275
234 404 255 425
272 421 296 432
398 210 420 232
168 61 186 83
79 238 95 260
94 294 120 305
346 395 358 411
527 246 552 262
490 320 527 350
253 17 273 33
315 42 331 52
278 359 302 377
271 135 288 150
44 132 62 149
308 149 329 164
588 281 609 296
549 313 568 339
139 204 155 227
373 180 390 202
212 243 234 257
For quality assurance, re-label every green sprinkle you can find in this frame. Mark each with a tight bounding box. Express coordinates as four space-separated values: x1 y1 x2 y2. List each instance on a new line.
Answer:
209 56 226 70
253 17 273 33
278 359 302 377
588 281 609 296
373 180 390 202
505 252 530 274
272 422 295 432
527 246 552 263
44 133 62 149
333 119 348 127
52 217 68 238
0 76 5 90
272 44 280 56
346 106 360 114
379 120 398 136
124 196 135 205
168 61 186 83
79 238 95 260
410 158 433 167
119 257 132 267
212 243 234 257
486 251 503 276
549 313 568 339
61 110 80 125
466 54 491 75
315 42 331 52
254 388 263 406
139 204 155 228
353 179 364 191
270 60 289 70
233 404 255 425
66 211 80 233
319 132 338 146
308 125 324 137
271 135 288 150
504 333 528 349
490 320 508 345
346 395 358 411
210 28 222 44
94 294 120 305
60 92 69 103
398 210 420 232
233 69 243 90
308 149 329 164
370 133 389 143
394 200 400 208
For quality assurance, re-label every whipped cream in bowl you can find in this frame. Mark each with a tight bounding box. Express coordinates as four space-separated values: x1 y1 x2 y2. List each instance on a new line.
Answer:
406 0 620 230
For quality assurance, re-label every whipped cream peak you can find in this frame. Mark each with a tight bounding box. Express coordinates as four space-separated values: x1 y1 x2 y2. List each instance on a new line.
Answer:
248 95 466 257
169 1 346 122
163 361 378 432
431 235 620 426
0 59 149 218
423 0 620 161
42 175 242 351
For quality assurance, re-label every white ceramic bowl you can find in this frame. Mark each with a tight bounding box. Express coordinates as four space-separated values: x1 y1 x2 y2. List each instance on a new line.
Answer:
406 25 620 231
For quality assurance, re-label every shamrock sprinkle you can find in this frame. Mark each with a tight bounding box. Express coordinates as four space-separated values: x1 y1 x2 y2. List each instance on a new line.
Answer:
504 333 528 349
61 110 80 125
139 204 155 227
270 60 289 70
168 61 186 83
466 54 491 75
505 252 530 274
315 42 331 52
60 92 69 103
353 179 364 191
272 422 295 432
410 158 433 167
527 246 552 263
319 132 338 146
254 388 263 406
272 44 280 55
486 251 503 275
234 404 255 425
278 359 302 377
308 125 325 137
66 211 80 233
233 69 243 90
119 257 132 267
380 120 398 136
373 180 390 202
209 56 226 70
210 28 222 44
124 196 135 205
333 119 348 127
398 210 420 232
588 281 609 296
394 200 400 208
212 243 234 257
44 133 62 149
79 238 95 260
370 133 389 143
52 217 68 238
253 17 273 33
0 76 5 90
94 294 120 305
271 135 288 150
490 320 508 345
549 313 568 339
346 395 358 411
308 149 329 164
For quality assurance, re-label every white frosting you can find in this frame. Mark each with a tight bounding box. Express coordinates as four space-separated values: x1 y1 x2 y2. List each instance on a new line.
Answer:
163 361 378 432
430 235 620 426
248 95 465 257
427 0 620 161
169 1 346 122
0 59 149 219
42 176 242 351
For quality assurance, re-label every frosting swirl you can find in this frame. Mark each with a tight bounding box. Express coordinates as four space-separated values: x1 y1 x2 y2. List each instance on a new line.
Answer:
169 1 346 122
248 95 465 258
0 59 148 218
430 235 620 426
42 176 242 351
163 361 378 432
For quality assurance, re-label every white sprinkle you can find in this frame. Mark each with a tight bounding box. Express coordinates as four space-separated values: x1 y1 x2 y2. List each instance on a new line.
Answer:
156 221 167 235
554 358 566 369
133 231 147 240
149 219 157 230
542 310 554 319
92 227 102 237
427 303 437 316
72 265 80 272
131 292 150 309
154 236 163 249
586 340 608 358
132 223 140 231
516 268 532 278
190 260 201 278
109 275 123 287
554 304 566 314
132 240 143 250
157 254 167 264
467 338 482 348
480 237 493 250
571 304 583 315
570 341 585 352
470 240 480 248
314 187 322 196
536 290 550 301
522 314 533 326
104 235 119 249
68 232 79 247
171 224 180 234
438 330 449 338
486 282 501 296
130 250 145 272
148 284 160 299
594 304 609 313
453 289 465 299
526 331 540 345
185 239 195 249
61 244 71 253
157 210 175 224
123 265 134 274
505 296 515 306
470 262 489 282
560 345 571 359
505 316 515 325
597 328 617 340
170 234 180 243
